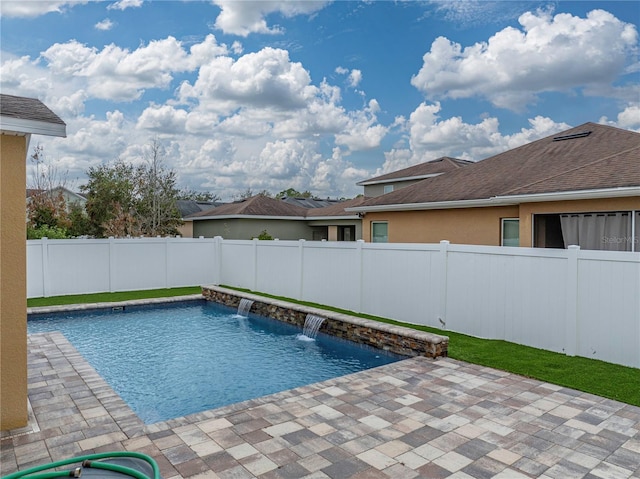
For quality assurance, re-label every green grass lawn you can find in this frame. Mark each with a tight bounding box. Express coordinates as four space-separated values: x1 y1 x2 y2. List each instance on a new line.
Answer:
27 286 640 407
27 286 201 308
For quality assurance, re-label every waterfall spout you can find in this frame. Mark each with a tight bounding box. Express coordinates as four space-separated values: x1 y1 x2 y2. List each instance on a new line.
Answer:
237 298 254 317
300 314 326 340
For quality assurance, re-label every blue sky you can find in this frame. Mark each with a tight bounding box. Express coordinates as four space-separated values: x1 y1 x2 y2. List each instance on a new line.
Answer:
1 1 638 200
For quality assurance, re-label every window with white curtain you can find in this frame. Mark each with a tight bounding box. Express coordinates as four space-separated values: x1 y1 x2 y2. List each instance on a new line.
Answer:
560 211 635 251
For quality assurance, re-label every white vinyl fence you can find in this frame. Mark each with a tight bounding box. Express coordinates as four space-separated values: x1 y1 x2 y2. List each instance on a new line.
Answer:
28 237 640 368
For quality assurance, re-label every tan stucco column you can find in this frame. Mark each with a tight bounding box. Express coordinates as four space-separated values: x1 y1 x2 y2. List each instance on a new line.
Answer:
328 225 338 241
0 134 29 430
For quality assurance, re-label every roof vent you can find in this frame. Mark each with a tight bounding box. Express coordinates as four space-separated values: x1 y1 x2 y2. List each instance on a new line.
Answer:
552 131 591 141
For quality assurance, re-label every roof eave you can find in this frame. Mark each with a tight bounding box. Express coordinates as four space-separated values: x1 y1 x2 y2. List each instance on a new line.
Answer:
306 215 361 220
496 186 640 203
185 214 309 221
356 173 442 186
348 187 640 213
0 116 67 137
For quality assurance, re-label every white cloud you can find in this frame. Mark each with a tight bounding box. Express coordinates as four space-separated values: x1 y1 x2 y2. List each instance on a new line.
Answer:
0 1 86 18
212 0 330 36
335 99 388 151
137 104 188 134
600 104 640 132
377 102 571 174
411 9 638 110
95 18 115 31
107 0 143 11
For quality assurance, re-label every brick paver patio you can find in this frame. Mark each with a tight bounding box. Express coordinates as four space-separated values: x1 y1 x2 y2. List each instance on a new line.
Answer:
2 329 640 478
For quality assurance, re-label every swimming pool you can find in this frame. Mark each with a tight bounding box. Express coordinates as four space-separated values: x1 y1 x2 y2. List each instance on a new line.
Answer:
28 300 404 424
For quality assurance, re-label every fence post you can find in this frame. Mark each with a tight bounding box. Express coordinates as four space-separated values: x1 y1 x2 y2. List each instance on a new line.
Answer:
357 239 365 313
298 239 305 300
213 236 223 285
438 240 450 329
564 245 580 356
109 237 116 293
41 237 50 298
252 238 259 292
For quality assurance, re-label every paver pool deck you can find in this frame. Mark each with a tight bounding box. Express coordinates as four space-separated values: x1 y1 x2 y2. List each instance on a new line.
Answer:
2 308 640 478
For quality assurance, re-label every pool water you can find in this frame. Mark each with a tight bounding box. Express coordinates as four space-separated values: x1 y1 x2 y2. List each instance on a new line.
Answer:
28 301 404 424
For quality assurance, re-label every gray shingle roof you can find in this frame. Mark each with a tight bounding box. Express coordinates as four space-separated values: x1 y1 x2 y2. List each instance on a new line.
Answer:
1 94 65 125
355 123 640 208
357 157 472 185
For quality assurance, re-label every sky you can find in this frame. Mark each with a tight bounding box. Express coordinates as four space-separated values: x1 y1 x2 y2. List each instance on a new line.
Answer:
1 1 638 201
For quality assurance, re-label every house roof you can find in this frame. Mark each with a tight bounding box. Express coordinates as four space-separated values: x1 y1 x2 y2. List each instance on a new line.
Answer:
357 157 472 186
187 194 309 219
281 196 343 209
0 94 66 137
350 123 640 211
306 196 368 218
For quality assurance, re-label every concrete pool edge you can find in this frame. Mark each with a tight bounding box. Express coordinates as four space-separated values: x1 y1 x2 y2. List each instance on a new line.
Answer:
202 286 449 359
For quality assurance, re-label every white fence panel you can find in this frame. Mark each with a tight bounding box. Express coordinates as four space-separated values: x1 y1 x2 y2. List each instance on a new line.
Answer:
300 242 361 312
576 251 640 368
254 240 302 299
26 241 45 298
48 240 111 296
167 238 216 287
360 243 440 327
218 240 257 291
445 245 568 353
111 239 167 291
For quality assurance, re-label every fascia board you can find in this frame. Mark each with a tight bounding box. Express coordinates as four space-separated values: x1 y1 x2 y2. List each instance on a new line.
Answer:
495 187 640 203
305 215 361 221
0 116 66 137
187 215 309 221
356 173 442 186
347 198 508 213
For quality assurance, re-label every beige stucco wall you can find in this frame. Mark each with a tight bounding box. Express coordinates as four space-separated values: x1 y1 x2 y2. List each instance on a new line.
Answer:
0 134 28 429
361 197 639 246
177 221 194 238
362 206 519 245
518 197 640 247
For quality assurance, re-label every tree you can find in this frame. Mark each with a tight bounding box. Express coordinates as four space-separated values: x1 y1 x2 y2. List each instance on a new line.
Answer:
178 189 221 202
82 160 137 237
135 139 182 236
276 188 312 199
81 140 183 237
26 144 71 237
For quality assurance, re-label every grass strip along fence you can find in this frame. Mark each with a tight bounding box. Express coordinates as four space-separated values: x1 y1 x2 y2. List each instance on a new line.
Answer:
28 286 640 408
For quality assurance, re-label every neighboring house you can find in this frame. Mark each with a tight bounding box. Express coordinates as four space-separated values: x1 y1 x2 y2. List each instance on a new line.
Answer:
183 194 365 241
1 93 66 430
176 199 221 237
27 186 87 212
349 123 640 251
357 157 472 197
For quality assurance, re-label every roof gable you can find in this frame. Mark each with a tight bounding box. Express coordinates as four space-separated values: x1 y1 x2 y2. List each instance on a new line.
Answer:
357 157 472 186
355 123 640 209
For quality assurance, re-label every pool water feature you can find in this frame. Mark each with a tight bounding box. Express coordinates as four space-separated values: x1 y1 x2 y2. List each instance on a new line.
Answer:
28 300 404 424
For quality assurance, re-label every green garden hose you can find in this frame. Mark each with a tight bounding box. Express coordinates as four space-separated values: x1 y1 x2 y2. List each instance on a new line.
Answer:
1 451 160 479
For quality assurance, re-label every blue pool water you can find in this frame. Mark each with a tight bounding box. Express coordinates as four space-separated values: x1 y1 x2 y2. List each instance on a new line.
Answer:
28 300 403 424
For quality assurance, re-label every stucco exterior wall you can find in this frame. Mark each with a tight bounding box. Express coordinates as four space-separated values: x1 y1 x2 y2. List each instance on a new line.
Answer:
177 221 194 238
0 134 28 429
193 218 314 240
362 206 519 245
518 197 640 247
363 179 423 198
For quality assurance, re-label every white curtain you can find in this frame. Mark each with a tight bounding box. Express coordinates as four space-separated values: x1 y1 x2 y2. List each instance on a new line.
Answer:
560 212 632 251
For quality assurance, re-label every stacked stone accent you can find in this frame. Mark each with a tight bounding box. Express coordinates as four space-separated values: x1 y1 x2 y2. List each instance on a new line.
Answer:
202 286 448 359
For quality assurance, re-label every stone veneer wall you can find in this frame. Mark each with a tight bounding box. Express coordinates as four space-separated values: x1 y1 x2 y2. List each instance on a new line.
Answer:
202 286 448 359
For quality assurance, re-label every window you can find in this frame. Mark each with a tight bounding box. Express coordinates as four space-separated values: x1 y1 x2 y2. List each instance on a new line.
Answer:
501 219 519 247
559 211 635 251
383 185 394 194
338 225 355 241
372 222 388 243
